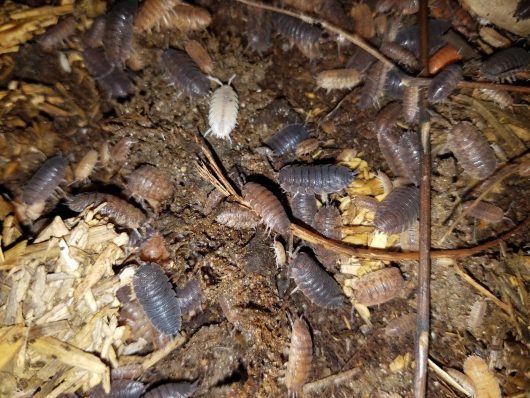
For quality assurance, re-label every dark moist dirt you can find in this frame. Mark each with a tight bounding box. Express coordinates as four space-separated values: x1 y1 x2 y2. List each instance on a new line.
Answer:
0 1 529 397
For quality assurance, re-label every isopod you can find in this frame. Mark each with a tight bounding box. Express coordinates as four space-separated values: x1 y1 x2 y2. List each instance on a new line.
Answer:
273 13 322 59
285 317 313 397
402 85 419 124
73 150 98 182
374 185 420 234
139 231 170 263
427 64 463 103
127 165 173 212
97 68 136 99
350 3 375 38
185 40 214 74
20 156 68 206
161 49 209 98
289 193 317 226
242 182 291 238
206 76 239 141
446 369 476 397
345 47 376 77
359 62 390 109
312 205 342 269
283 0 320 13
384 313 416 337
110 137 136 166
429 0 477 38
279 164 356 194
379 41 419 70
462 201 504 224
447 122 497 179
290 252 347 309
246 7 272 54
395 19 450 56
315 69 361 91
428 44 463 75
82 48 113 79
463 355 501 398
352 195 379 212
103 0 137 66
374 102 401 135
383 68 405 99
203 188 226 215
266 124 310 156
83 15 107 48
272 240 287 267
317 0 351 30
177 278 203 316
353 267 404 306
134 0 181 32
142 382 197 398
133 263 181 335
37 16 77 52
377 128 406 177
163 4 212 32
90 379 146 398
467 300 487 330
296 138 320 157
215 204 260 230
398 130 420 186
375 0 419 14
472 88 514 109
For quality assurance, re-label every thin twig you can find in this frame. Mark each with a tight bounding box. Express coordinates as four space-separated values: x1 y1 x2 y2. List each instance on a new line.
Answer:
302 368 360 393
428 358 472 397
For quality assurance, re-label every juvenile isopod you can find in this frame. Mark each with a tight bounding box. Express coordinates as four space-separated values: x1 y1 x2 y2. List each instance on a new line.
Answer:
110 137 136 166
73 149 98 182
359 62 390 109
428 44 463 75
177 278 203 316
133 263 182 335
20 155 68 206
379 41 419 70
285 317 313 397
384 313 416 337
134 0 181 32
312 206 342 269
398 130 420 185
90 379 146 398
353 267 404 306
467 300 487 330
142 382 197 398
215 204 260 230
481 47 530 82
272 240 287 267
163 4 212 32
37 16 77 52
161 49 209 98
185 40 214 74
139 231 170 263
279 164 356 194
265 124 310 156
242 182 291 238
289 193 317 226
428 64 463 103
246 7 272 54
206 76 239 141
350 3 375 38
315 69 361 91
429 0 477 38
273 13 322 59
374 102 401 135
127 165 174 212
463 355 501 398
103 0 137 66
352 195 379 212
447 122 497 179
402 85 419 124
295 138 319 157
290 252 347 309
462 201 504 224
472 88 514 109
374 185 419 234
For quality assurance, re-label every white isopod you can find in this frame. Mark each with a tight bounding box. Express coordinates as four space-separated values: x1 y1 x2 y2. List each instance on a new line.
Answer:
205 75 238 142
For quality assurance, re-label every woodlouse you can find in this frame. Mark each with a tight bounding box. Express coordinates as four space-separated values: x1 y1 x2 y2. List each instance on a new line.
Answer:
133 263 182 335
350 3 375 38
446 369 476 397
472 88 514 109
428 44 462 75
20 156 68 206
164 4 212 32
143 382 197 398
206 77 239 141
285 317 313 397
383 68 405 100
353 267 404 306
312 206 342 269
266 124 310 156
139 231 170 263
395 19 450 56
177 278 203 316
463 355 501 398
279 164 356 194
242 182 291 238
90 379 146 398
359 62 390 109
429 0 477 38
447 122 497 179
377 127 406 177
134 0 181 32
185 40 214 74
374 185 420 234
384 313 416 337
462 201 504 224
73 149 98 182
203 188 226 215
97 68 136 99
353 195 379 212
110 137 136 166
318 0 351 30
273 13 322 59
161 49 209 98
289 193 317 226
290 252 347 309
427 64 463 103
295 138 319 157
215 204 260 230
345 47 375 77
83 15 106 48
37 16 77 52
398 130 420 186
246 7 272 54
467 300 487 330
402 85 419 124
127 165 173 212
374 102 401 135
315 69 361 91
272 240 287 267
283 0 320 13
82 48 113 80
103 0 137 66
379 41 419 70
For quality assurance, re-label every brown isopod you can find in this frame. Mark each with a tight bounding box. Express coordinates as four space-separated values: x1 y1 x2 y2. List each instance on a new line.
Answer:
127 165 173 213
285 317 313 397
374 185 419 234
379 41 419 70
37 16 77 52
402 85 419 124
73 150 98 182
430 0 477 38
282 0 320 13
377 128 405 177
203 188 226 215
384 313 416 337
110 137 136 166
350 3 375 38
472 88 514 109
295 138 319 157
289 193 317 226
446 369 476 397
462 201 504 224
134 0 180 32
398 130 420 185
353 195 379 212
463 355 501 398
185 40 214 74
316 69 361 91
428 44 463 75
353 267 404 306
215 204 260 230
447 122 497 179
312 206 342 269
139 231 170 263
163 4 212 32
359 62 390 109
374 102 401 135
273 13 322 59
242 182 291 238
